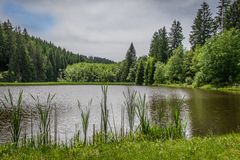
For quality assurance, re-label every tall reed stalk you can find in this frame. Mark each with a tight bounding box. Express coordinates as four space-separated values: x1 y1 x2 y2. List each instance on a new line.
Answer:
0 89 23 146
123 88 137 133
31 93 55 146
100 85 109 142
78 100 91 145
136 93 150 134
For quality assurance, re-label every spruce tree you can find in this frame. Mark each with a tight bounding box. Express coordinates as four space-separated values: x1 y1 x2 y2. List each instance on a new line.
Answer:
120 43 137 81
225 0 240 30
190 2 214 49
169 20 184 55
158 27 169 63
135 59 145 85
215 0 231 32
149 31 160 58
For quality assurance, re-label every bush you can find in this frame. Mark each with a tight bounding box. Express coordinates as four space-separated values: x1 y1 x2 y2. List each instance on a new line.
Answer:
64 63 120 82
193 29 240 86
154 62 166 84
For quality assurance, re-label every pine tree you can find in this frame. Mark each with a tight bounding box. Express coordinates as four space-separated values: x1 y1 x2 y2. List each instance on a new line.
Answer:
190 2 214 49
135 59 145 85
169 20 184 54
120 43 137 81
149 31 160 58
215 0 231 32
225 0 240 30
158 27 169 63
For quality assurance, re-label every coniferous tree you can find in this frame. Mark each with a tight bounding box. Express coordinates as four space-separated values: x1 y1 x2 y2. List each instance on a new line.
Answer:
149 31 160 59
0 24 5 71
225 0 240 30
169 20 184 55
120 43 137 81
215 0 231 32
190 2 214 49
135 59 145 85
158 27 169 63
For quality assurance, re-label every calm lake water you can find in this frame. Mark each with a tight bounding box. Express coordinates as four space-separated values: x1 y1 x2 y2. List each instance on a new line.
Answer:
0 85 240 143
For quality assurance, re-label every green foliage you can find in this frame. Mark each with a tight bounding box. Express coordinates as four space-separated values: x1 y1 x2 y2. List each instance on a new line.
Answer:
225 0 240 30
0 20 114 82
193 29 240 86
31 94 55 146
169 20 184 54
164 46 184 83
190 2 215 49
135 59 145 85
123 88 137 133
182 51 195 84
149 27 169 63
78 100 91 145
154 62 166 84
120 43 137 82
0 90 23 146
64 63 120 82
1 133 240 160
144 57 156 85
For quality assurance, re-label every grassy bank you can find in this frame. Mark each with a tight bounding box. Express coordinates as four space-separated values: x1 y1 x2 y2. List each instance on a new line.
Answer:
0 82 134 86
154 83 240 93
1 133 240 159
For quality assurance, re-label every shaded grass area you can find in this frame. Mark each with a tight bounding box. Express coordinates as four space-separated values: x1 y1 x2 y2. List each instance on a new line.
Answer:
0 82 134 86
1 134 240 160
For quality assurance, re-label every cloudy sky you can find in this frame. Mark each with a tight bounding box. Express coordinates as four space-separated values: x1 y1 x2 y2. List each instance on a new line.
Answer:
0 0 218 61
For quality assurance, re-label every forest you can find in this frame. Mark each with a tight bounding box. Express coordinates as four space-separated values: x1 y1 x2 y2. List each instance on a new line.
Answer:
0 21 114 82
1 0 240 87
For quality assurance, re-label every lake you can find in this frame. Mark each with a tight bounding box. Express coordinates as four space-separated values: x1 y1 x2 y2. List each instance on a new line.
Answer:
0 85 240 143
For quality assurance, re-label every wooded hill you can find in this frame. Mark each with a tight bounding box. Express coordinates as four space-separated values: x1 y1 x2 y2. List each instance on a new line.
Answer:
0 20 114 82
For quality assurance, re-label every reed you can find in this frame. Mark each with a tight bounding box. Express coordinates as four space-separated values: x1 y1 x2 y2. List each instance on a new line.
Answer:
31 93 55 146
123 88 137 133
0 89 23 146
136 93 150 134
100 85 109 142
78 100 91 145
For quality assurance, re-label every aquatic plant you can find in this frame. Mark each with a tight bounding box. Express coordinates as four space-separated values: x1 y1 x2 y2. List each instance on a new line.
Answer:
123 88 137 133
136 93 150 134
100 85 109 142
0 89 23 146
31 93 55 146
78 99 91 145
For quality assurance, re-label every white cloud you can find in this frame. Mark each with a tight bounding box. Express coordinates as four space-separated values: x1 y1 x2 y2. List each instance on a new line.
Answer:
0 0 218 61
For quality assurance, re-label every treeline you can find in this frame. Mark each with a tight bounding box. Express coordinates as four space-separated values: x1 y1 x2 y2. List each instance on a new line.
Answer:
64 0 240 86
0 20 114 82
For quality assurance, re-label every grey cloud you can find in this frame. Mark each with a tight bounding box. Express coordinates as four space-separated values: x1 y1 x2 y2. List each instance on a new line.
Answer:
0 0 218 61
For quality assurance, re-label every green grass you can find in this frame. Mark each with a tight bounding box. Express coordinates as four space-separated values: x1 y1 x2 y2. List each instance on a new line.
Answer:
0 82 135 86
1 133 240 159
154 83 240 93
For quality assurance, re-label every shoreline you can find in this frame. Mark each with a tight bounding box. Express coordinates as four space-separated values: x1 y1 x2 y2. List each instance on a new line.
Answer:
0 82 239 93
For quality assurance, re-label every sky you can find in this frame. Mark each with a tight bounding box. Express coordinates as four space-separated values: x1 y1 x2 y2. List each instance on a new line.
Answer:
0 0 218 61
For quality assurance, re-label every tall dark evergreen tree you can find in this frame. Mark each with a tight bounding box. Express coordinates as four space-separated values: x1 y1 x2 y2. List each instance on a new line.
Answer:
149 31 159 59
215 0 231 32
120 43 137 81
158 27 169 63
135 59 145 85
225 0 240 30
0 24 5 71
190 2 214 49
169 20 184 54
